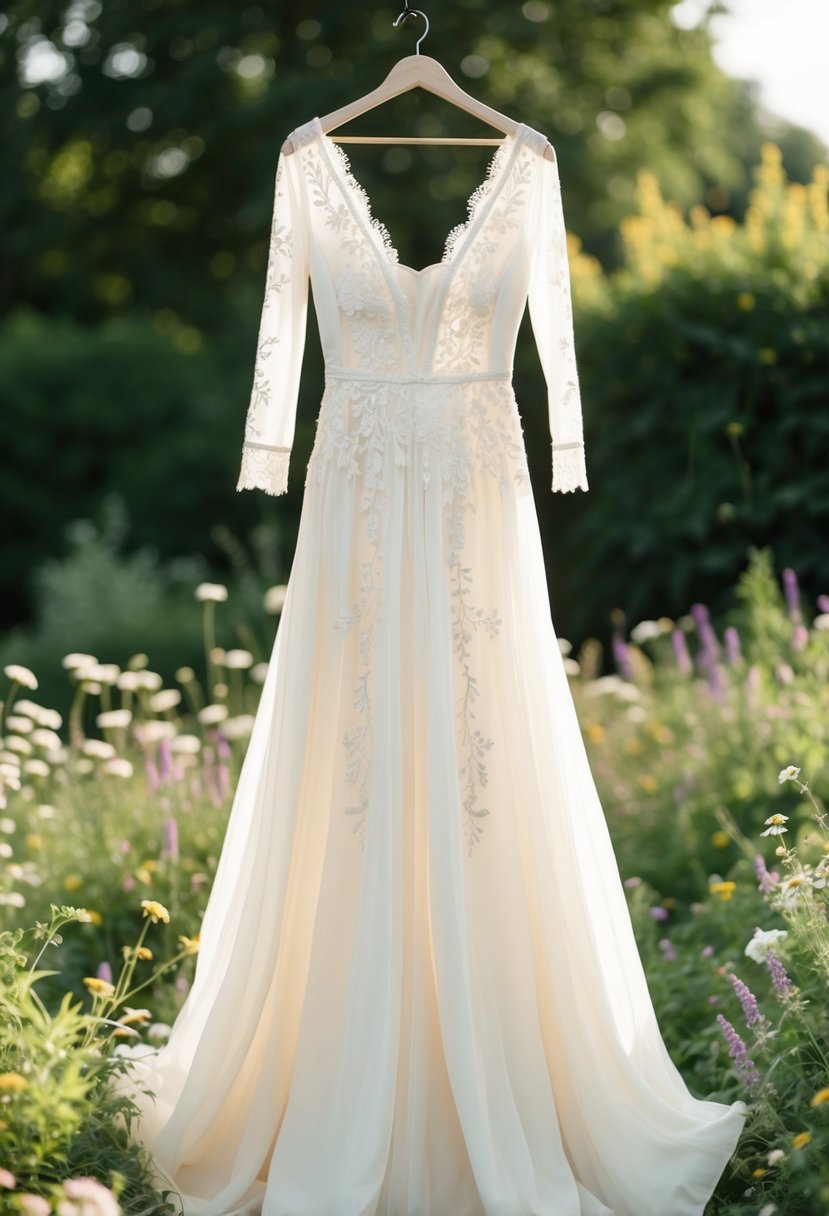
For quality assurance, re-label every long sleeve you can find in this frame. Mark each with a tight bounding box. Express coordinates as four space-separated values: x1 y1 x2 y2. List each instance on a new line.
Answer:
527 148 588 494
236 150 309 495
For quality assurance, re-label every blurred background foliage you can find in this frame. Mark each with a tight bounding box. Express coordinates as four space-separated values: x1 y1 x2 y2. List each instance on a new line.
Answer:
0 0 827 656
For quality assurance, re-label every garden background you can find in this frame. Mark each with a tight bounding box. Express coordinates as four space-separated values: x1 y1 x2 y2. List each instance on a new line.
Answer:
1 1 828 1214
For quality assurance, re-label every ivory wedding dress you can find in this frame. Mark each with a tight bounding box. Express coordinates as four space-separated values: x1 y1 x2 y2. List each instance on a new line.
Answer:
119 116 747 1216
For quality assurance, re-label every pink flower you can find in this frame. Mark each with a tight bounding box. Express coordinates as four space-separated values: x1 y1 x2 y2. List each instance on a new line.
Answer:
60 1177 121 1216
0 1168 16 1188
19 1197 51 1216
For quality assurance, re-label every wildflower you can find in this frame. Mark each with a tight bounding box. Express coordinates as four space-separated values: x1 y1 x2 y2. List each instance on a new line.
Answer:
140 899 170 924
0 1169 15 1188
761 814 788 837
18 1197 51 1216
81 739 117 761
753 854 779 894
648 906 669 921
147 1022 172 1041
136 946 153 961
62 653 97 671
709 880 737 900
170 734 201 755
810 1087 829 1107
175 666 196 684
119 1007 152 1026
716 1014 760 1090
728 972 767 1028
23 759 50 778
778 766 801 784
791 1131 811 1150
62 1177 121 1216
658 938 677 962
195 582 228 602
116 671 141 692
767 1148 785 1165
0 1073 28 1092
702 945 715 958
250 662 269 684
812 856 829 889
148 689 182 713
711 830 731 849
96 709 132 729
723 626 742 665
623 876 641 889
264 584 287 614
198 704 229 726
97 961 113 984
103 757 134 779
222 715 256 739
83 977 115 999
4 664 38 690
225 649 254 670
777 872 812 903
178 934 200 955
671 628 693 675
765 950 792 997
630 620 662 645
752 1167 766 1177
745 927 788 963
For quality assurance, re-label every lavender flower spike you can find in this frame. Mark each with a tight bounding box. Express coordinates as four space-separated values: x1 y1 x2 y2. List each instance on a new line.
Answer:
782 567 801 622
724 626 742 665
671 629 693 675
765 950 792 997
729 971 767 1028
717 1013 761 1091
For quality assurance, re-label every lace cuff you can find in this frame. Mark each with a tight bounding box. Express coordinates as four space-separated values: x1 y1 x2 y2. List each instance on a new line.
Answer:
236 443 291 496
552 441 588 494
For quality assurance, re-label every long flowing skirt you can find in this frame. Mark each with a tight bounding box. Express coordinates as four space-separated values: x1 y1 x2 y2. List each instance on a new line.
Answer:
119 375 746 1216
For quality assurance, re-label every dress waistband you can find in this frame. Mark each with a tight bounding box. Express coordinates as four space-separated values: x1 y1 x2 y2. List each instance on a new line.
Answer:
324 368 512 386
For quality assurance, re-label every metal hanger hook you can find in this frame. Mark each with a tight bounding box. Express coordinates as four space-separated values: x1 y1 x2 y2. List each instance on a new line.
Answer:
393 6 429 55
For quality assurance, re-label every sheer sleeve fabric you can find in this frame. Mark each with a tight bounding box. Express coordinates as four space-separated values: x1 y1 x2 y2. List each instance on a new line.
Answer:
236 150 309 495
527 149 588 494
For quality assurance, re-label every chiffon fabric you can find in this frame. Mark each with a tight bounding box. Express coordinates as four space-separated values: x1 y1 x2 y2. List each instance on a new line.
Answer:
117 115 747 1216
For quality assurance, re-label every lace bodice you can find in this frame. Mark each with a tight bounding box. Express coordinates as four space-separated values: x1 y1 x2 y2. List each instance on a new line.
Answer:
236 115 588 496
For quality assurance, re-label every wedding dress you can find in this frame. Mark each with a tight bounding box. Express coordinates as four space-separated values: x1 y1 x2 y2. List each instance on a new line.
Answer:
119 116 747 1216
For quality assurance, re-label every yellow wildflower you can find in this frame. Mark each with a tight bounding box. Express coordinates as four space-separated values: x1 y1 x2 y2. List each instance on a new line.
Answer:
178 934 200 956
83 977 115 998
752 1168 766 1177
0 1073 28 1092
711 831 731 849
810 1087 829 1107
638 774 658 794
24 834 42 850
140 899 170 924
623 737 643 756
86 910 103 926
136 946 153 961
709 880 737 900
119 1007 152 1026
736 292 755 312
63 874 82 891
791 1131 812 1150
584 722 605 745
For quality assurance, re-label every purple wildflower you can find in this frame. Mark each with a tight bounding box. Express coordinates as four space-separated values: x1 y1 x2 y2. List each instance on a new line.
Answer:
612 635 635 681
753 853 779 894
623 876 642 889
97 960 113 983
649 906 669 922
792 622 809 651
728 971 766 1028
144 754 160 793
702 945 715 958
671 629 693 675
658 938 677 962
818 594 829 614
691 602 720 659
782 567 801 621
724 626 742 665
158 736 172 783
765 949 792 997
716 1013 761 1090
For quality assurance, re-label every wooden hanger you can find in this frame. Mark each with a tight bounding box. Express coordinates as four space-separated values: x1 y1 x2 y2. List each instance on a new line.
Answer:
281 5 555 161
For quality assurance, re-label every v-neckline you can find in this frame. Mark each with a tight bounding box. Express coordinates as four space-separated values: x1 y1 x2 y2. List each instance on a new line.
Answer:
311 115 526 277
